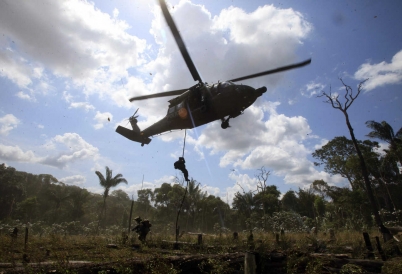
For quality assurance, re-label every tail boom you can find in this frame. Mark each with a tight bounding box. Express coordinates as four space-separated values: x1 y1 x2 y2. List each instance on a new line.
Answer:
116 126 151 145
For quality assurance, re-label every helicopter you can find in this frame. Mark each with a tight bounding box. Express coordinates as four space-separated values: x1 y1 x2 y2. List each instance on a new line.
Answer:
116 0 311 146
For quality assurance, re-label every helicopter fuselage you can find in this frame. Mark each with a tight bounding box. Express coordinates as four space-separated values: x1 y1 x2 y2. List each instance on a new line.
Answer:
140 81 266 137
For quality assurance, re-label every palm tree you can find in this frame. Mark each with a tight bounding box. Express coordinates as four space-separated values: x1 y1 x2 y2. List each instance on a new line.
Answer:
366 120 402 166
95 166 128 227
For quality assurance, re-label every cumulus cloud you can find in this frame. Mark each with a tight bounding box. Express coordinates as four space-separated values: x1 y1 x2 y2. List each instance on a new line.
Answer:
59 175 86 186
93 111 113 129
0 144 41 163
62 91 73 103
195 101 340 187
0 114 20 135
354 49 402 91
0 133 99 168
0 132 100 168
44 133 100 167
0 0 146 101
301 81 326 97
223 172 258 205
16 91 34 101
69 102 95 112
0 49 32 88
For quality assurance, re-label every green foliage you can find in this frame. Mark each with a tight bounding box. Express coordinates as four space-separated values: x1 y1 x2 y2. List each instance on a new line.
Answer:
305 258 327 274
382 259 402 274
286 252 309 274
199 257 232 274
340 263 365 274
145 257 180 274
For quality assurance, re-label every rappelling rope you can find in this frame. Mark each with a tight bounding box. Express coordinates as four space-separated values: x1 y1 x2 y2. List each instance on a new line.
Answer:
182 129 187 158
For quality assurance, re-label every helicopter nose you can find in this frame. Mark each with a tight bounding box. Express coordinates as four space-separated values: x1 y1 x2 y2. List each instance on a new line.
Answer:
256 86 267 96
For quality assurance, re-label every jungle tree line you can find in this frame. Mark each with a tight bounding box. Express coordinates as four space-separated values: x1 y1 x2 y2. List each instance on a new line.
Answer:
0 117 400 234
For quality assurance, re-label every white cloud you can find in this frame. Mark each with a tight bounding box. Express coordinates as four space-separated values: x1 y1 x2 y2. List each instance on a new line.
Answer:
69 102 95 112
0 114 20 135
0 144 41 163
0 0 147 101
354 49 402 91
0 49 32 88
301 81 326 97
39 133 100 168
62 91 73 103
16 91 34 101
314 138 329 150
374 142 389 156
93 111 112 129
59 174 86 186
223 172 258 205
195 101 340 187
154 175 176 184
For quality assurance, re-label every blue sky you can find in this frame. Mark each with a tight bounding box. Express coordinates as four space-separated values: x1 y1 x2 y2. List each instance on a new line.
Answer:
0 0 401 202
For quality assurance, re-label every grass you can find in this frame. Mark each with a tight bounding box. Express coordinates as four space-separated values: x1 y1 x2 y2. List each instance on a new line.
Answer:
1 229 401 273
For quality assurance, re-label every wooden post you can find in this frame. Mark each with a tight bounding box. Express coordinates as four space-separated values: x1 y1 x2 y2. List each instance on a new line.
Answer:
128 198 134 234
329 228 336 241
275 233 280 243
375 236 387 261
244 252 256 274
363 232 375 259
197 234 202 245
24 227 28 251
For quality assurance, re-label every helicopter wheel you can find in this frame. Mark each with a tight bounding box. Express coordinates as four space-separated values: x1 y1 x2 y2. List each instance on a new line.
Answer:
221 120 230 129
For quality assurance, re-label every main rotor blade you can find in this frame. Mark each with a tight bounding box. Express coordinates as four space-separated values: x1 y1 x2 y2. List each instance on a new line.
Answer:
129 89 188 102
228 59 311 82
158 0 203 83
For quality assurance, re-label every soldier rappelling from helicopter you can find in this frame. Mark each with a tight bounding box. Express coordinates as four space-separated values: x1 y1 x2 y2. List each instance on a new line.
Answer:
174 157 190 182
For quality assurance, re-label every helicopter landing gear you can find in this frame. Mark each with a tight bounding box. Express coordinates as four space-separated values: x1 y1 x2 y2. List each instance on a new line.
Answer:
221 117 231 129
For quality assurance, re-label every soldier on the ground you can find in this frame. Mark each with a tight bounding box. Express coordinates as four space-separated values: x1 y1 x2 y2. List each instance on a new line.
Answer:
132 216 152 243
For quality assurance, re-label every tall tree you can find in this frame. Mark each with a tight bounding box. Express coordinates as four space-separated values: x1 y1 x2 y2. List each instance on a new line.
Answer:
313 137 364 189
281 190 299 212
0 164 24 219
318 79 390 240
366 120 402 166
95 166 128 227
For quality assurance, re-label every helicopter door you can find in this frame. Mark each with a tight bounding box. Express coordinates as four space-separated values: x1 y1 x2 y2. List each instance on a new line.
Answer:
176 101 188 119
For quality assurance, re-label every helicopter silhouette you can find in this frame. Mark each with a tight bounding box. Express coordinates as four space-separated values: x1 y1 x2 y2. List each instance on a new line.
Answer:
116 0 311 146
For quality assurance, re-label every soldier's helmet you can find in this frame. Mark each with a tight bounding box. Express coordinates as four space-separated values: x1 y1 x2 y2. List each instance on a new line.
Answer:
134 216 142 222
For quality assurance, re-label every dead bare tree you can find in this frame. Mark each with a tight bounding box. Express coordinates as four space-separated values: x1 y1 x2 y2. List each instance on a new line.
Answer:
318 78 392 241
255 167 271 193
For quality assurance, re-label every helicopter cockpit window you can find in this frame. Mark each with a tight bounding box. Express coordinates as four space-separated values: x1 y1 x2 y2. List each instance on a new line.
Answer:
209 84 218 95
219 81 234 89
168 106 176 114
